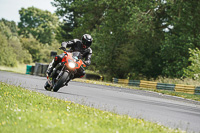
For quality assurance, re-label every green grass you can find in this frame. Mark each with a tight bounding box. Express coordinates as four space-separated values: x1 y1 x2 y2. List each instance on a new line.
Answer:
152 89 200 101
0 82 184 133
154 76 200 86
0 63 28 74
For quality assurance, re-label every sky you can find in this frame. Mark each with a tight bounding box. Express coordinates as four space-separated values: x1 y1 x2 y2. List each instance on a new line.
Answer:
0 0 57 23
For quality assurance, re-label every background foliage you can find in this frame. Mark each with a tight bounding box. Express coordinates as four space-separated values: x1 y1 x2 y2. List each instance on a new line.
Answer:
0 0 200 81
0 19 32 66
18 7 59 45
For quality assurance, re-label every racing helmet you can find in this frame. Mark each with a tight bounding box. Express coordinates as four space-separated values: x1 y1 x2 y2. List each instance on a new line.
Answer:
81 34 93 48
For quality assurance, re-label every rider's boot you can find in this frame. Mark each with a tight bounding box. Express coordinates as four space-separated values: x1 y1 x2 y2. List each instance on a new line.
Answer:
46 59 56 78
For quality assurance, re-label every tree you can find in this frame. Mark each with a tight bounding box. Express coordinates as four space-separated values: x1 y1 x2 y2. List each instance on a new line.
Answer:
184 48 200 79
20 35 60 63
88 0 133 79
0 18 18 37
52 0 165 79
0 19 32 66
160 0 200 77
52 0 107 40
51 0 200 80
18 7 59 45
91 0 166 79
0 32 17 66
51 0 77 41
71 0 108 37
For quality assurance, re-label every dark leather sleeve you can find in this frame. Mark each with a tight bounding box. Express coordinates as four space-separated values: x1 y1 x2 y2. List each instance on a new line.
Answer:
83 48 92 66
84 54 92 66
61 40 75 48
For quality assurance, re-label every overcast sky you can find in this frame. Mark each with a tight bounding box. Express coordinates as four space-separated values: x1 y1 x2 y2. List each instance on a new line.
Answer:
0 0 57 23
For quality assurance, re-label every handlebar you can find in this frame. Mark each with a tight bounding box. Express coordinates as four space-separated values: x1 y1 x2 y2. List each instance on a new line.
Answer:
59 47 73 52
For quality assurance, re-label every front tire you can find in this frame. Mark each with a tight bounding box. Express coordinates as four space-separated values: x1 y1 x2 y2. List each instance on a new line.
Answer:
44 81 51 91
53 72 69 92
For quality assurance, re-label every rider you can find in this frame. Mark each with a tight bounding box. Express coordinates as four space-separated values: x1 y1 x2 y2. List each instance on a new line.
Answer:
46 34 93 79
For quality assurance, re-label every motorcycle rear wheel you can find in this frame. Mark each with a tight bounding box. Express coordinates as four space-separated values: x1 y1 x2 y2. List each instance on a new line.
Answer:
53 72 69 92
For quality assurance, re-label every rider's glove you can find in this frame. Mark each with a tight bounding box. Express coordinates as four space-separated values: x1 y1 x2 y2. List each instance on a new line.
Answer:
59 42 67 51
61 42 67 48
59 47 66 51
84 60 91 66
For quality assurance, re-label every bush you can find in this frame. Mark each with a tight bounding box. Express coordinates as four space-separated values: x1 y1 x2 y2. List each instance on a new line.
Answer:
0 19 32 66
0 33 17 66
184 48 200 79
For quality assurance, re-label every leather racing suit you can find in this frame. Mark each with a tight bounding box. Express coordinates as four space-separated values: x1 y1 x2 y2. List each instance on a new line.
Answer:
47 39 92 78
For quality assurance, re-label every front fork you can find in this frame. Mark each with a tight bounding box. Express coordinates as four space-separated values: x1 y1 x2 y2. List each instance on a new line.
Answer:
55 65 72 85
56 66 65 80
48 62 75 87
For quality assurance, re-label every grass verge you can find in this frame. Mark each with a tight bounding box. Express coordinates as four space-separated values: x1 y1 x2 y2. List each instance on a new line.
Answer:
73 79 200 102
0 64 28 74
0 82 184 133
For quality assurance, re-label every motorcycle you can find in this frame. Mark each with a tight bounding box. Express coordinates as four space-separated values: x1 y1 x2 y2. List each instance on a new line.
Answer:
44 48 86 92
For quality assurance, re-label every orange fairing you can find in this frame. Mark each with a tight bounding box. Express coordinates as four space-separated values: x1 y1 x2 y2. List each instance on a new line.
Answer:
61 55 68 63
82 62 86 67
61 52 85 70
76 60 84 69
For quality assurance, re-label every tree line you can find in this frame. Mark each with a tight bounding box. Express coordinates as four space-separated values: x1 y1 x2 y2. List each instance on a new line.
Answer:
0 0 200 80
0 8 60 67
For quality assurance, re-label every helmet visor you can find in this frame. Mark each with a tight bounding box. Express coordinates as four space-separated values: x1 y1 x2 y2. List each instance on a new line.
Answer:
86 41 91 47
83 40 92 47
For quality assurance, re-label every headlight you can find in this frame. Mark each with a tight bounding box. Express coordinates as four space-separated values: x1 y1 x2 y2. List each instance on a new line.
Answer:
68 62 76 68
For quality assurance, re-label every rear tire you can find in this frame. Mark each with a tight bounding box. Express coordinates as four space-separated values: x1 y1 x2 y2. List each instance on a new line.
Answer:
53 72 69 92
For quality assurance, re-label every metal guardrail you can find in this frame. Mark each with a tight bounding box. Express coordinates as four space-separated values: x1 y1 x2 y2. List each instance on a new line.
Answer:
128 80 140 87
195 87 200 95
113 78 200 95
26 63 49 77
175 84 195 94
156 83 175 91
140 80 157 90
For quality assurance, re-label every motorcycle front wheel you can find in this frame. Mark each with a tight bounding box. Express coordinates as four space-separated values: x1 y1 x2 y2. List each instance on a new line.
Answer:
52 72 69 92
44 81 51 91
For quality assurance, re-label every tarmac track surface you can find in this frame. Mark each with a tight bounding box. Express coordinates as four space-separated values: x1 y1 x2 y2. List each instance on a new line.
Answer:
0 71 200 133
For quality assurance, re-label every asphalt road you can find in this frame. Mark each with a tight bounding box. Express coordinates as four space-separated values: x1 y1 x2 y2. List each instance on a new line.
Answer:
0 71 200 133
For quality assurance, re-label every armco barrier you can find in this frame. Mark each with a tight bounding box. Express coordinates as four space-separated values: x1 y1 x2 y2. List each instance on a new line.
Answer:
118 79 129 84
175 84 195 94
31 66 35 75
195 87 200 95
140 80 157 89
33 63 41 76
113 78 129 84
113 78 199 95
129 80 140 87
26 65 32 74
157 83 175 91
28 63 48 77
41 65 49 77
85 74 101 80
113 78 118 83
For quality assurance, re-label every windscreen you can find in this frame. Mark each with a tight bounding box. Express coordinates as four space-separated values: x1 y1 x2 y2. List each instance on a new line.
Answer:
72 52 81 59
